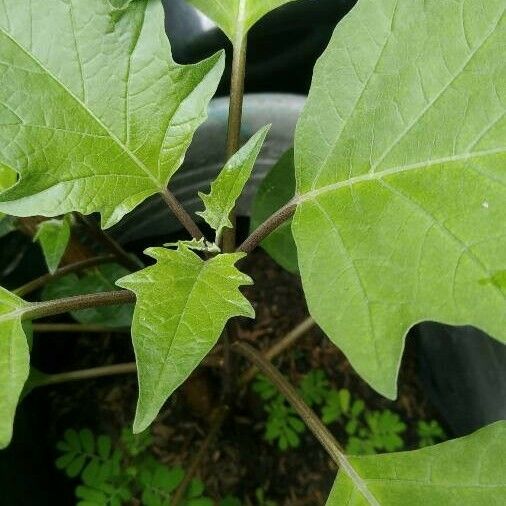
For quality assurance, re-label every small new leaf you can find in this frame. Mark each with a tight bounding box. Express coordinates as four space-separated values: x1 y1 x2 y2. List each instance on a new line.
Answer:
187 0 299 41
326 421 506 505
197 126 270 243
165 238 220 254
117 246 254 432
0 0 224 228
34 217 71 274
0 287 30 448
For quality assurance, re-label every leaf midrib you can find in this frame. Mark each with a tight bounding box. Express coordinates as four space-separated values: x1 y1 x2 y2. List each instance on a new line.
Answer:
0 23 164 191
297 147 505 203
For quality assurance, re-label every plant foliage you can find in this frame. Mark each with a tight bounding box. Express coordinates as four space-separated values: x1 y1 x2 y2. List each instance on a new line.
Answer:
0 0 224 228
117 246 254 432
292 0 506 399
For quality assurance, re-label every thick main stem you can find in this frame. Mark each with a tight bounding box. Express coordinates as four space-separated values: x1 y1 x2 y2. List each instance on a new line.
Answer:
160 188 204 240
222 35 248 253
14 254 116 297
22 290 135 321
232 342 379 505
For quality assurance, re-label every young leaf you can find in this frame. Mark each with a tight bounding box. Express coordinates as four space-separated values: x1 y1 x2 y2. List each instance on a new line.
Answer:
117 246 254 432
250 149 298 274
0 287 30 448
34 217 71 274
326 421 506 505
187 0 299 41
197 126 270 243
0 0 224 228
293 0 506 398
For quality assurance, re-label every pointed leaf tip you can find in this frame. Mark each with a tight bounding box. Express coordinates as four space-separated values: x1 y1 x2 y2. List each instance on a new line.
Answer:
116 248 254 432
197 125 270 242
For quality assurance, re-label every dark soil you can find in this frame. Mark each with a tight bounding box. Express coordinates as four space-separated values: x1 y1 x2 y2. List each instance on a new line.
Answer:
19 249 445 505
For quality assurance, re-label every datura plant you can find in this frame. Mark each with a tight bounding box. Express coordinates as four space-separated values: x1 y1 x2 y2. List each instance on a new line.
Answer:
0 0 505 504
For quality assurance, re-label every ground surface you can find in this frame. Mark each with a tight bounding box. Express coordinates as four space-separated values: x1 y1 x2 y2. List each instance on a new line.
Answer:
32 250 444 505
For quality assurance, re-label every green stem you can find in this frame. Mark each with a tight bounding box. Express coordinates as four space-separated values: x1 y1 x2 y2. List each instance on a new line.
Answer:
22 290 135 321
37 362 137 386
14 254 116 297
232 342 379 505
222 35 248 253
236 198 297 254
160 187 205 240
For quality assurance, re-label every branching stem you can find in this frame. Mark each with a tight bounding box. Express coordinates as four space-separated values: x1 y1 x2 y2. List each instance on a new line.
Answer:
232 342 378 505
237 198 297 253
14 254 115 297
160 187 205 240
22 290 135 321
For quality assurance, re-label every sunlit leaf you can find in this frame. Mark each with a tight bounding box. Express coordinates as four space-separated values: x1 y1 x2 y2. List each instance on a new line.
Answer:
0 286 29 448
293 0 506 398
327 421 506 505
0 0 224 228
117 246 254 432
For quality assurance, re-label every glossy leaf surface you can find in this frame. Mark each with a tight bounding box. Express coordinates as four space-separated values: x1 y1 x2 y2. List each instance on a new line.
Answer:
117 247 254 432
251 149 298 274
293 0 506 398
0 286 29 448
187 0 298 40
327 421 506 505
197 126 269 243
0 0 224 228
34 217 71 274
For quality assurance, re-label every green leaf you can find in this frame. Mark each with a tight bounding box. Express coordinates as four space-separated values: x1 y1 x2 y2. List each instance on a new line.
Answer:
293 0 506 398
34 217 71 274
250 149 298 274
117 246 254 432
326 421 506 505
0 0 224 228
42 264 133 328
0 165 16 221
187 0 299 41
197 126 270 243
0 286 29 449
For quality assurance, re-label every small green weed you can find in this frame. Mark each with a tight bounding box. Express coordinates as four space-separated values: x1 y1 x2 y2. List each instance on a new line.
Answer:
253 370 446 455
56 428 238 505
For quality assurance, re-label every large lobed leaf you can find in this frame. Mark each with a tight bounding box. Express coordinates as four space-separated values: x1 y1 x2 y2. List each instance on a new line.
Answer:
0 0 224 228
197 126 270 243
293 0 506 398
117 246 254 432
327 421 506 505
0 286 29 448
187 0 299 40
